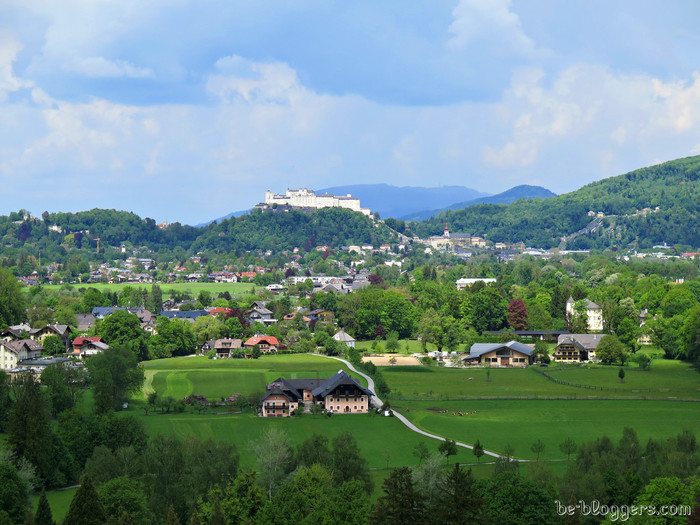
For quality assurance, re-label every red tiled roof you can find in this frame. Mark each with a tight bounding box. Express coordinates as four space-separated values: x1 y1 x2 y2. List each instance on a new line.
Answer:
73 337 102 346
243 336 279 347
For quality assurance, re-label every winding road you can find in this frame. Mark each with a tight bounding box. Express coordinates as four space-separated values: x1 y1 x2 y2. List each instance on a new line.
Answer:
314 354 504 460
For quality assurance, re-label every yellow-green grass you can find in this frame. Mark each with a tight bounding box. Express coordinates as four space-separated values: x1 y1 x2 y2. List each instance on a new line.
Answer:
138 410 474 471
40 282 262 299
140 355 368 401
545 359 700 396
383 360 700 400
392 399 700 461
31 486 77 524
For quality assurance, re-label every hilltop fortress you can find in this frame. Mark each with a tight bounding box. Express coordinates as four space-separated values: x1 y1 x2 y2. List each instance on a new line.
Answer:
262 188 372 216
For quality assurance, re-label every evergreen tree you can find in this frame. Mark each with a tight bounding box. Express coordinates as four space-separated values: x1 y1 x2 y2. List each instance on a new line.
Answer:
165 505 181 525
34 490 55 525
63 476 106 525
0 370 11 432
435 465 486 524
0 463 28 524
188 510 201 525
7 373 56 486
372 467 426 524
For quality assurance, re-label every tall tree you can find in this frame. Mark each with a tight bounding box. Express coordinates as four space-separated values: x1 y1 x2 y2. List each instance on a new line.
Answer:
34 490 55 525
0 267 26 327
372 467 426 524
0 463 28 525
7 374 56 486
250 428 293 501
435 465 486 524
86 346 145 414
98 310 149 361
331 432 373 494
63 476 106 525
507 299 529 330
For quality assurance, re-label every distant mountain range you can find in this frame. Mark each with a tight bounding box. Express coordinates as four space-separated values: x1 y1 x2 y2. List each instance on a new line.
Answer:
199 183 554 225
316 184 489 219
400 185 557 221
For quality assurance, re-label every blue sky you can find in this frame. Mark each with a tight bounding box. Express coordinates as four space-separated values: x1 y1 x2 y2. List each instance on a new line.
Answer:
2 1 700 224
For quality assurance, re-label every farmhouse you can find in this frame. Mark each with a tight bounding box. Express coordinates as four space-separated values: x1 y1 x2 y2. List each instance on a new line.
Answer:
553 334 605 362
261 370 374 417
463 340 533 367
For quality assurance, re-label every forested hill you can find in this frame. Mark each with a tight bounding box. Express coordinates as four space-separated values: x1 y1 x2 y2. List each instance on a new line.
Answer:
0 207 397 258
190 207 397 252
411 155 700 250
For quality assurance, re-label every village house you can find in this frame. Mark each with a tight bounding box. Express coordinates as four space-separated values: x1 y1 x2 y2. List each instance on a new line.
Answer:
260 370 374 417
463 341 534 367
211 339 243 359
566 297 604 332
332 329 356 348
0 339 44 371
552 334 605 363
243 335 279 354
72 337 110 358
308 309 334 322
248 306 277 325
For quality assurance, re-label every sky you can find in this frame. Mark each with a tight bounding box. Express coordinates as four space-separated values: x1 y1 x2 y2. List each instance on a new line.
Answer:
2 1 700 225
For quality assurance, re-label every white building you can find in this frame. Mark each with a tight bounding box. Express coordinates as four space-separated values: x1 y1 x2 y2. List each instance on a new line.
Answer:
566 297 604 332
264 189 371 216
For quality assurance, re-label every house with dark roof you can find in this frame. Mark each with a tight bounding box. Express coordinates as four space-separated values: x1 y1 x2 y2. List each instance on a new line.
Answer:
553 334 605 362
159 310 210 321
261 370 373 417
463 341 534 367
0 340 43 371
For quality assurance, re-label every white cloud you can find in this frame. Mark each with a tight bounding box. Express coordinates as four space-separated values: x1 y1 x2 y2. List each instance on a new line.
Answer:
207 55 304 105
482 64 700 175
0 32 33 100
447 0 546 59
67 56 154 78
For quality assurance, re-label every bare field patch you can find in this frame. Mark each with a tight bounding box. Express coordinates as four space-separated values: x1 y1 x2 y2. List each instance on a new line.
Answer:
363 354 421 366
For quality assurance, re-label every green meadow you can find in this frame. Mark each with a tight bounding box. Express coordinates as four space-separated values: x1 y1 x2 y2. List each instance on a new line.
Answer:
134 353 699 470
140 355 368 400
383 359 700 400
391 399 700 461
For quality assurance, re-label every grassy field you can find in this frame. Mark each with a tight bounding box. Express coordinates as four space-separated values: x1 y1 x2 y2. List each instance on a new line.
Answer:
141 355 368 401
134 354 699 482
390 399 700 461
31 487 77 524
40 281 262 299
383 359 700 400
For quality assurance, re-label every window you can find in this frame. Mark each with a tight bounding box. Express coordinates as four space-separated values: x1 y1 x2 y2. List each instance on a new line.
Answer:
354 406 357 410
337 406 340 410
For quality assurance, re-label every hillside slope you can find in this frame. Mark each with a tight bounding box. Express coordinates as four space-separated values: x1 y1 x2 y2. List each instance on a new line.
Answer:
412 156 700 249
